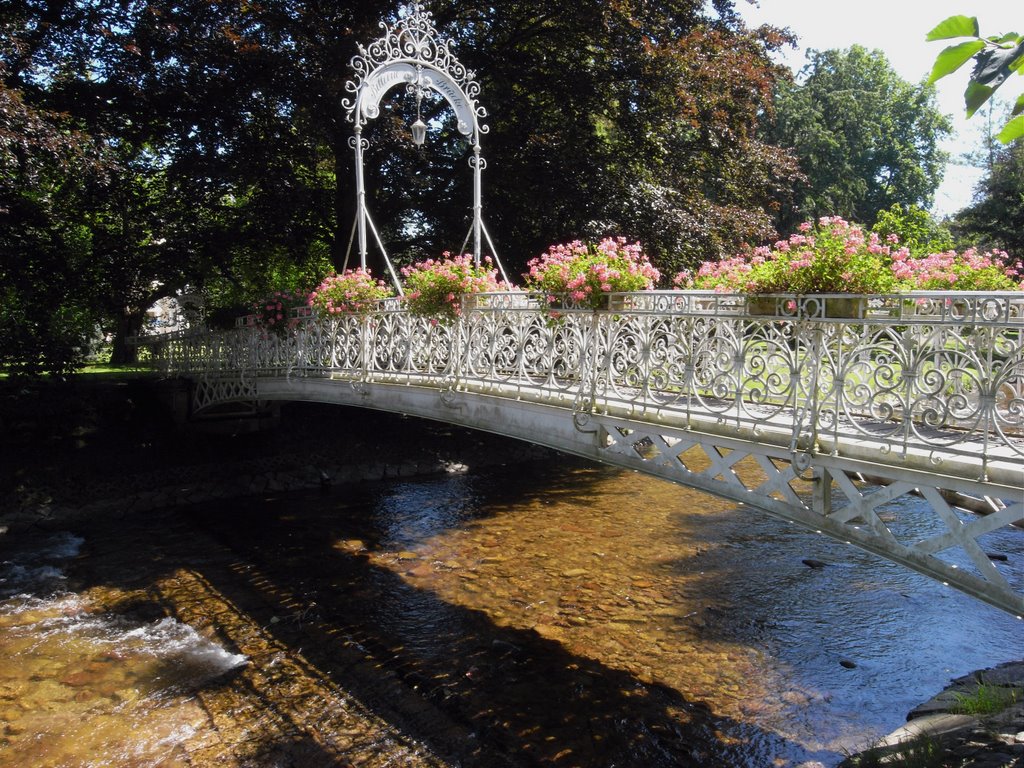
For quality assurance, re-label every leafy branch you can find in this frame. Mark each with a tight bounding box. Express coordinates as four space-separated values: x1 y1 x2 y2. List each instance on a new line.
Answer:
926 15 1024 142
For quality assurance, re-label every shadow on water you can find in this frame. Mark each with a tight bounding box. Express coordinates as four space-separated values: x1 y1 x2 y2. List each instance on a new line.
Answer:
66 464 843 768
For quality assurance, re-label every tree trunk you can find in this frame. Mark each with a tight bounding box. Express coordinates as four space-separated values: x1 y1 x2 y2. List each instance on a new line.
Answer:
108 310 143 365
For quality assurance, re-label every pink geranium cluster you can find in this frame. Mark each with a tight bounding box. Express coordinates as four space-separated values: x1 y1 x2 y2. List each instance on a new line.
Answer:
677 217 901 294
309 268 394 316
524 237 660 309
891 248 1023 291
401 253 507 323
252 289 309 336
673 254 757 292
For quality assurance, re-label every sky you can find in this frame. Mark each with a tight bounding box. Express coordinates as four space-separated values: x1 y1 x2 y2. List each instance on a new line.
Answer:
734 0 1020 217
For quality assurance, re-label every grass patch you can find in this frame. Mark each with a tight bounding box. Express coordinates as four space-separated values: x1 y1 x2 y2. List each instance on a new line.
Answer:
0 362 153 380
76 362 153 377
950 681 1019 715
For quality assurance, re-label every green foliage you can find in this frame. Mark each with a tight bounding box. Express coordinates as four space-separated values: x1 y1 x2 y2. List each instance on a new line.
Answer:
449 2 801 274
927 16 1024 142
0 63 110 376
766 46 951 230
954 139 1024 255
2 0 802 345
950 682 1019 715
871 204 953 257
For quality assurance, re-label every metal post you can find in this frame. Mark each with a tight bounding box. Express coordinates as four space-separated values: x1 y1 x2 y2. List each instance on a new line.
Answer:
472 143 482 265
813 467 833 516
353 127 368 269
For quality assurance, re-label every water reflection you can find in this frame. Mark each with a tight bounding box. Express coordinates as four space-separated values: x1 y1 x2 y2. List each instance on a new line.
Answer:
1 456 1020 767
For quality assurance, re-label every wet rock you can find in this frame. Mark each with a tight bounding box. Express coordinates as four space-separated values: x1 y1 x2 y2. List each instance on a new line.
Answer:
839 659 857 669
802 559 828 569
561 568 587 578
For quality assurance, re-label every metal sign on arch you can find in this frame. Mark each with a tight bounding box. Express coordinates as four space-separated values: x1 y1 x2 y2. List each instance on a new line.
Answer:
342 3 506 288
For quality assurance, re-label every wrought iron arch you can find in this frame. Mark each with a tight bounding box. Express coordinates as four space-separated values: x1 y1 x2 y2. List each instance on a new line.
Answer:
342 3 508 291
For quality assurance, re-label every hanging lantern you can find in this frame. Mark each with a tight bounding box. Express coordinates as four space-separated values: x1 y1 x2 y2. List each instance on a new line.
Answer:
411 118 427 147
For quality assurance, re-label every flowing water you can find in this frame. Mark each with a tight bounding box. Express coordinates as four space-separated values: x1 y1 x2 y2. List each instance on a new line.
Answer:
1 454 1021 767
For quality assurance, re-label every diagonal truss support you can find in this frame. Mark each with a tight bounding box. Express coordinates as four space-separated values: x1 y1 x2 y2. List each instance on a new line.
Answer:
588 413 1023 617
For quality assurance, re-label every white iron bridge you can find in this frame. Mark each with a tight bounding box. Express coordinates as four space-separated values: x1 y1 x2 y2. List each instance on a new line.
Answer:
139 291 1024 616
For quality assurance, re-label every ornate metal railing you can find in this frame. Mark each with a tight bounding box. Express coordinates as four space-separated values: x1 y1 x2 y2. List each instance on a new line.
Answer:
142 290 1024 482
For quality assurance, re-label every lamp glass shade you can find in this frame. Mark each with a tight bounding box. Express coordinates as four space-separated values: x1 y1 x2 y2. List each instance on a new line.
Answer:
411 119 427 146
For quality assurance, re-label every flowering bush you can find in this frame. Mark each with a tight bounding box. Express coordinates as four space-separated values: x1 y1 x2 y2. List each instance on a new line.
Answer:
308 268 394 316
252 289 309 335
401 253 507 322
524 237 660 309
672 256 753 293
677 217 901 294
891 248 1023 291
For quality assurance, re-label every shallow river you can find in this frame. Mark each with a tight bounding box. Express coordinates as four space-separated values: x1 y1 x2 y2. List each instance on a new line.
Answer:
1 451 1021 767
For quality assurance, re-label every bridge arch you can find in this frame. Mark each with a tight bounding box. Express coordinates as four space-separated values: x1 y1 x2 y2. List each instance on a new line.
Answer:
342 3 506 288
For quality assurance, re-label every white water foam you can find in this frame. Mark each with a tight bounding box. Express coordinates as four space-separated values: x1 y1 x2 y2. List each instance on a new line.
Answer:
1 530 246 684
0 531 83 598
118 617 249 675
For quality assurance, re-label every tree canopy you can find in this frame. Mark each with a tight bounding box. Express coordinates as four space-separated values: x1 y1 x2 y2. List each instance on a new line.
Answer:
954 139 1024 255
10 3 986 377
765 45 951 231
2 0 805 371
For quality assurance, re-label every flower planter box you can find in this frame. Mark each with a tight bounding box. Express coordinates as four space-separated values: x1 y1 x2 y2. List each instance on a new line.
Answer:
820 297 867 319
746 296 781 316
746 295 866 319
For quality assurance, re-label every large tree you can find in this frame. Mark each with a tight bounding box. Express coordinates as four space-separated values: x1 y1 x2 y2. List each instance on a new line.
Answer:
2 0 799 367
954 139 1024 256
0 57 112 375
766 45 951 231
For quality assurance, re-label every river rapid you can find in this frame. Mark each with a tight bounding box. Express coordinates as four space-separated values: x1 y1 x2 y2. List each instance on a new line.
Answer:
1 449 1021 767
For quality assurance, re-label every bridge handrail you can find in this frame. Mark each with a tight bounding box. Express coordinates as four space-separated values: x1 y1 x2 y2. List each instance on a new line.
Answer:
137 290 1024 484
